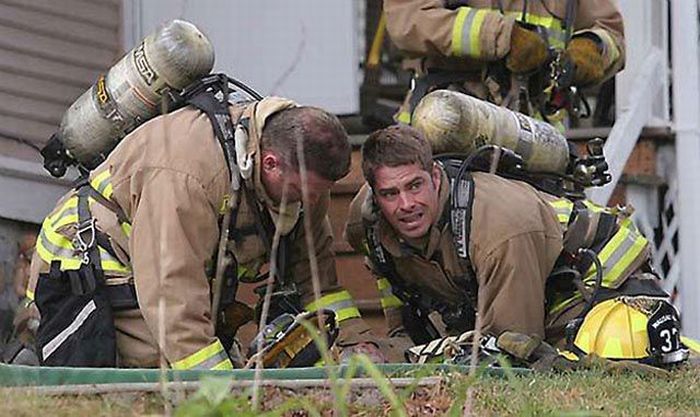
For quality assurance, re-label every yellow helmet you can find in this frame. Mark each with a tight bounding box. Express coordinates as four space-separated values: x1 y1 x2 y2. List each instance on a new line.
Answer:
572 298 688 365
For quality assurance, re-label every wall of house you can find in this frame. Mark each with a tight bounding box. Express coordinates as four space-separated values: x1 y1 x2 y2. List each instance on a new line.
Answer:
0 0 123 343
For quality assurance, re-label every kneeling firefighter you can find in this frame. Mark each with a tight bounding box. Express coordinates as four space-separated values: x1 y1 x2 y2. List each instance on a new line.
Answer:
19 20 380 369
345 94 695 370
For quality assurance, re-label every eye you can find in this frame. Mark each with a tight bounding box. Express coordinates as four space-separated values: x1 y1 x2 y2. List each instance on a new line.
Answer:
379 189 398 199
408 179 423 191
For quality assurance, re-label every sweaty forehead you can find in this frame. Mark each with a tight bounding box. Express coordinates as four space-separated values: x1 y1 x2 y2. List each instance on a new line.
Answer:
374 163 428 189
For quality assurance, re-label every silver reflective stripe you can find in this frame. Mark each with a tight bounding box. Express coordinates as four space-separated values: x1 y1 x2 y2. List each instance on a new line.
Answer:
42 299 97 360
93 175 111 195
460 9 480 57
39 229 75 259
191 349 229 370
51 207 78 228
324 299 356 313
99 247 121 264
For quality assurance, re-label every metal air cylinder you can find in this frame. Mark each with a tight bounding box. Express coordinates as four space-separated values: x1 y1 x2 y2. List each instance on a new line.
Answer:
59 19 215 168
412 90 570 174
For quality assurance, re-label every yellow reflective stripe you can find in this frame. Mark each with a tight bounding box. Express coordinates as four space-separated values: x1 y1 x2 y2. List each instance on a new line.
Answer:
506 11 566 49
90 169 113 198
377 278 404 309
237 265 256 280
171 339 231 370
335 306 362 322
681 336 700 355
586 218 648 287
49 197 78 229
549 199 574 224
26 288 35 301
121 222 132 238
396 110 411 124
451 7 469 56
548 293 581 315
452 8 488 58
51 209 78 230
512 12 559 29
99 247 130 274
36 222 82 270
583 200 606 213
305 290 361 322
212 358 234 370
219 194 231 215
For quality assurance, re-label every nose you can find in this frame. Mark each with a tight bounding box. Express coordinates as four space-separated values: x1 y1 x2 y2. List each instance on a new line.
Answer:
397 192 415 210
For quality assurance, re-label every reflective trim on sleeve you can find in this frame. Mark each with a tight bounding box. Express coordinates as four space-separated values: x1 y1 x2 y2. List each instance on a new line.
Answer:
90 169 113 198
99 247 131 274
377 278 404 309
451 7 488 58
549 199 574 225
585 218 648 287
304 290 361 323
26 288 35 301
36 226 82 271
171 339 232 370
38 214 131 274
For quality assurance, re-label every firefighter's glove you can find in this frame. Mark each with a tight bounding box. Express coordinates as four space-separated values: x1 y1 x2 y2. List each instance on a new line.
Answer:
506 23 548 74
578 354 671 378
496 331 577 372
567 36 606 86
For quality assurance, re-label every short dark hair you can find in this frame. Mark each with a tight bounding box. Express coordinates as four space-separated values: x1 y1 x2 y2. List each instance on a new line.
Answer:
261 107 351 181
361 125 433 187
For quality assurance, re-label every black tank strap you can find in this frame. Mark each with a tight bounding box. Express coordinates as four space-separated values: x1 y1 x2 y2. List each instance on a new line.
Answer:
71 183 103 295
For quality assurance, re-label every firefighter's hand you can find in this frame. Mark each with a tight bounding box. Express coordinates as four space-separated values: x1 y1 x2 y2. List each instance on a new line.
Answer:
339 342 387 364
567 36 606 86
496 331 577 371
506 23 548 74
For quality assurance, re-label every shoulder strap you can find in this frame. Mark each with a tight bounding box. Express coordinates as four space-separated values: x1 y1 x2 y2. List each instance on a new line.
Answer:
445 163 479 308
184 78 292 292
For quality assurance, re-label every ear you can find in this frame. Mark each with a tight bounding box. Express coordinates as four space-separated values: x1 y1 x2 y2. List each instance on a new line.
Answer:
431 162 441 189
261 151 280 174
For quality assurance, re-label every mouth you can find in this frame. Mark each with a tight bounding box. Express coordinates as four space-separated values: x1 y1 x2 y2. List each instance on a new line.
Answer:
398 211 424 228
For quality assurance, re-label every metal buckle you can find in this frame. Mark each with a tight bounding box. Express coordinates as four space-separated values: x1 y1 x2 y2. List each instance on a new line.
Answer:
73 218 96 264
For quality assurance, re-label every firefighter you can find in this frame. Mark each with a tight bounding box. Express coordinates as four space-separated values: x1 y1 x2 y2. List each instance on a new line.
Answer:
26 95 382 369
345 125 689 368
383 0 625 124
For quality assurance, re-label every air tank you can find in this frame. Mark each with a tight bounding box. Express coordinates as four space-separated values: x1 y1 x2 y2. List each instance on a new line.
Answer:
412 90 570 174
58 19 215 169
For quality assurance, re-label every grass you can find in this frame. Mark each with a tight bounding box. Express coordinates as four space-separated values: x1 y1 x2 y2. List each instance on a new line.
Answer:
1 365 698 416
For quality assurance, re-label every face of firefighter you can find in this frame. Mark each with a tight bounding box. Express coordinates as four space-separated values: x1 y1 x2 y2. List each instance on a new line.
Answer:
373 163 441 239
261 152 334 205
